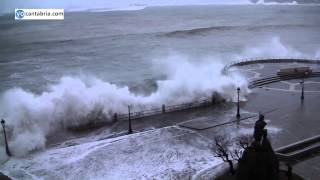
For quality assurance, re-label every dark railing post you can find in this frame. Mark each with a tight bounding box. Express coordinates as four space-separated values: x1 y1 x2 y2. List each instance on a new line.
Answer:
128 106 132 134
162 104 165 113
236 87 240 119
300 71 309 101
300 78 304 101
211 94 215 105
113 113 118 122
287 164 292 180
1 119 11 156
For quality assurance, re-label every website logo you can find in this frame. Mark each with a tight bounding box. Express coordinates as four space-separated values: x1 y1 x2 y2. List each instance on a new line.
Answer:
15 9 64 20
15 9 25 19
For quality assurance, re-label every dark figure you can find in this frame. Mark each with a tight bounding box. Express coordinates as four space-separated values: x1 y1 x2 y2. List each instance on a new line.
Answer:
253 114 266 143
237 114 279 180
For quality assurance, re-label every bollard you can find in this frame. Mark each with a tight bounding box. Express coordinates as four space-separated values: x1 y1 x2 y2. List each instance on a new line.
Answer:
162 104 165 113
1 119 11 156
287 164 292 180
113 113 118 122
128 106 132 134
211 94 215 105
236 87 241 119
300 71 309 101
300 79 304 101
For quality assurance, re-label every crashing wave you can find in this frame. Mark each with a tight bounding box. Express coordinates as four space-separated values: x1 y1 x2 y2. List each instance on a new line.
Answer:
0 56 247 156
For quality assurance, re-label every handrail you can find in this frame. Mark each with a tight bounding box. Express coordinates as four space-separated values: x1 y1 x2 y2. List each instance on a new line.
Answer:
276 135 320 154
275 134 320 178
68 97 217 130
111 98 213 122
69 58 320 130
222 58 320 75
275 134 320 164
248 72 320 89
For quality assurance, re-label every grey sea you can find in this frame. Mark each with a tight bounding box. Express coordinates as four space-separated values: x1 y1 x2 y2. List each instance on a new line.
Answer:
0 5 320 93
1 4 320 179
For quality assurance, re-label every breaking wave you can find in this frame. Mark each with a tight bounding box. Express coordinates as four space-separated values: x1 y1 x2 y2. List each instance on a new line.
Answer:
0 37 319 156
0 56 247 156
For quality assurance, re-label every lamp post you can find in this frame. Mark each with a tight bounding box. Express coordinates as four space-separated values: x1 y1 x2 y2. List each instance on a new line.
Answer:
300 71 308 101
300 79 304 101
1 119 11 156
236 87 241 119
128 105 133 134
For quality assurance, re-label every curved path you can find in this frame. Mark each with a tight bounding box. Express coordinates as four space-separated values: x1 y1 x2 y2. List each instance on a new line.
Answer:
222 58 320 74
227 58 320 180
224 58 320 93
248 72 320 89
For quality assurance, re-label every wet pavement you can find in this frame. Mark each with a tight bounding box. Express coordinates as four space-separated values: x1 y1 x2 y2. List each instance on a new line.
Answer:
6 62 319 179
236 62 320 180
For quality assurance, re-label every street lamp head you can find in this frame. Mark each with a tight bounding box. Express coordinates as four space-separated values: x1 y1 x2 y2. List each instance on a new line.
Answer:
237 87 240 91
1 119 4 125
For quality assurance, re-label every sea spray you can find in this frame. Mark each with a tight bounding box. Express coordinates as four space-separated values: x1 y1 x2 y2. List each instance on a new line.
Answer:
315 50 320 58
0 56 248 156
240 37 303 59
1 37 313 157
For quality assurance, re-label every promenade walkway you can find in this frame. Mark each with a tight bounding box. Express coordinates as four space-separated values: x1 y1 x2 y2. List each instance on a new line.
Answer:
1 59 320 179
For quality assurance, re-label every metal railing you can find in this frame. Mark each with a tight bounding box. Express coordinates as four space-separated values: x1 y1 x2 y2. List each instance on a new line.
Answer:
107 98 214 122
70 58 320 130
248 72 320 89
68 96 218 130
275 134 320 179
222 57 320 75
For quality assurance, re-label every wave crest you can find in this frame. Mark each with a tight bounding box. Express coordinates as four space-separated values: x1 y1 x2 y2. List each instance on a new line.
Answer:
162 24 312 37
2 37 318 157
0 56 247 156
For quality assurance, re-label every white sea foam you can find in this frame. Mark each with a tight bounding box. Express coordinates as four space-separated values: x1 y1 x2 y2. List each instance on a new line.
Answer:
0 55 247 156
0 127 221 179
238 37 304 59
255 0 298 5
0 37 318 157
88 5 147 12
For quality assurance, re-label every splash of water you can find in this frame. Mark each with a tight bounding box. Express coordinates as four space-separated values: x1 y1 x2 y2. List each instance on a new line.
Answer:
1 37 318 156
238 37 304 59
315 50 320 58
0 56 247 156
